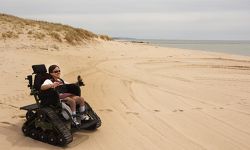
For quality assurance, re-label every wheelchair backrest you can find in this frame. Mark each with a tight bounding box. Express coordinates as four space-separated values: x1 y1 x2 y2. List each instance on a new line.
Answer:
29 64 82 107
31 64 61 107
32 64 51 91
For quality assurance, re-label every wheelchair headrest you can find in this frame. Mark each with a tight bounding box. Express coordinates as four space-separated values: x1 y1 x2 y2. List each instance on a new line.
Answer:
32 64 47 74
32 64 51 91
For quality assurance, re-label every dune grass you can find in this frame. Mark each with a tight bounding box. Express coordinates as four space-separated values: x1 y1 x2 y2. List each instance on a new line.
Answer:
1 31 19 39
0 13 112 44
99 35 112 41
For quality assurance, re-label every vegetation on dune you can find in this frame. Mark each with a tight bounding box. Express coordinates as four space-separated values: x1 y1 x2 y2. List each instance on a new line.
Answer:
49 32 62 42
1 31 19 39
99 35 112 41
0 13 112 44
33 32 46 40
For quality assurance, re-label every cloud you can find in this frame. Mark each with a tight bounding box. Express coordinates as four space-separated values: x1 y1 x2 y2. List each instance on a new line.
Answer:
1 0 249 14
1 0 250 39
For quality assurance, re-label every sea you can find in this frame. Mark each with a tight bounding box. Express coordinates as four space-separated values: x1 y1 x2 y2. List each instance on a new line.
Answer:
115 38 250 56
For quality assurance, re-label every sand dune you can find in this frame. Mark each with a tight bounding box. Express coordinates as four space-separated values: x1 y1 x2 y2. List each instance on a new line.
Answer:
0 40 250 150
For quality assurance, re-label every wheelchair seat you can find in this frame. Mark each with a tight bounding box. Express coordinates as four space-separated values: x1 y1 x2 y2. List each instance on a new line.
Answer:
31 64 60 107
31 64 81 107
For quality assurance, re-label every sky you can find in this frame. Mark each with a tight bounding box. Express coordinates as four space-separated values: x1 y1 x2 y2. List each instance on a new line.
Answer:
1 0 250 40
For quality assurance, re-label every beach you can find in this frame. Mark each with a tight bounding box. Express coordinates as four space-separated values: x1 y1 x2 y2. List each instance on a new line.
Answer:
0 38 250 149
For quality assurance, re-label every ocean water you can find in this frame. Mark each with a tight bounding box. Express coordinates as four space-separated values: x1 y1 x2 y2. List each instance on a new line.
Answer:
124 39 250 56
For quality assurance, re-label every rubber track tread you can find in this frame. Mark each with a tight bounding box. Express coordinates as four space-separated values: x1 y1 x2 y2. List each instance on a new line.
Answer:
85 102 101 129
42 107 73 145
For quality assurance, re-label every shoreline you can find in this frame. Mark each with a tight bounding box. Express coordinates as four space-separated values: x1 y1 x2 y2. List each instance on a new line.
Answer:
114 39 250 57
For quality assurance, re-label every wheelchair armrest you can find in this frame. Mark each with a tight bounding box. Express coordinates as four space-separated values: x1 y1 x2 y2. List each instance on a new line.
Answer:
38 89 60 107
65 84 81 96
75 81 85 87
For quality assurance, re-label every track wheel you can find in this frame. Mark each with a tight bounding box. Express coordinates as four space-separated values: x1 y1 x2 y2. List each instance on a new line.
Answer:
30 128 39 139
48 133 57 145
39 131 48 142
37 110 46 122
57 135 67 146
26 111 35 120
22 125 29 136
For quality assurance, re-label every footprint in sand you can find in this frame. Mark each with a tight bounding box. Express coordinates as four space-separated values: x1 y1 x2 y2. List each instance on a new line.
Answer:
192 107 202 110
213 107 224 110
98 109 113 112
0 121 16 126
126 111 139 115
238 99 248 105
12 115 25 119
173 109 184 112
153 109 160 112
105 109 113 112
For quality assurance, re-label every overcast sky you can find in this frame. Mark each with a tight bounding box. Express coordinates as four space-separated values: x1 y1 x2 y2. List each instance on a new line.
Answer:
1 0 250 40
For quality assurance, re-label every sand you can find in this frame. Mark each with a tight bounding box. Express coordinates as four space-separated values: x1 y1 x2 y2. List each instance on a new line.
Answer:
0 40 250 150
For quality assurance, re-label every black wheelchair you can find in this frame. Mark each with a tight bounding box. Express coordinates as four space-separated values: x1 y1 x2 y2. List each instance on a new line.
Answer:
20 64 101 146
